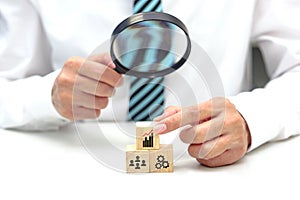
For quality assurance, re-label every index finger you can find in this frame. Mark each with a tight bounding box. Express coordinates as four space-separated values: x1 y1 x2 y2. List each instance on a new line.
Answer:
154 99 223 135
154 105 202 135
88 53 116 68
79 60 123 87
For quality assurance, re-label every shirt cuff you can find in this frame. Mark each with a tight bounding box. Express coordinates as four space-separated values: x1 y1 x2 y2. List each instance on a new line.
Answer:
228 91 281 152
22 69 69 130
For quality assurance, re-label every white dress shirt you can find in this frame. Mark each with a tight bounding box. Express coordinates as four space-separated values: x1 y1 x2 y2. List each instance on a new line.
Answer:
0 0 300 151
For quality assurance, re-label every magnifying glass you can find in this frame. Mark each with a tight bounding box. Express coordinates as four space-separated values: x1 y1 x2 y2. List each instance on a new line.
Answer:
110 12 191 78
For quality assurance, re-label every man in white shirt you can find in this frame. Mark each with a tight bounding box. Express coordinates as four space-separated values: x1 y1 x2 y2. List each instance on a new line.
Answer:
0 0 300 167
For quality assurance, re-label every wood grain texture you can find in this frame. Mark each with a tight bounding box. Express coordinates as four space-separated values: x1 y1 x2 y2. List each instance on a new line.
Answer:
126 144 150 173
136 124 160 150
149 144 173 173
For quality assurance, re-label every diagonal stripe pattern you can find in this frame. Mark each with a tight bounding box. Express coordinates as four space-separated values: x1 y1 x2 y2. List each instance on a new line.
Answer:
133 0 163 13
129 0 165 121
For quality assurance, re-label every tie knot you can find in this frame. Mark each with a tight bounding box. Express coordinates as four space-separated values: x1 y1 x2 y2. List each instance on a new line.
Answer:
133 0 163 14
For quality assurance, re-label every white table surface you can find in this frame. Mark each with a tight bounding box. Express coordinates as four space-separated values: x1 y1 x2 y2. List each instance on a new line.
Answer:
0 121 299 200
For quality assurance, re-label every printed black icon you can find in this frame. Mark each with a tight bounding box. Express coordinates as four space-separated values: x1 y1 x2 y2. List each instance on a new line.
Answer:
143 133 154 147
129 155 147 169
155 155 169 169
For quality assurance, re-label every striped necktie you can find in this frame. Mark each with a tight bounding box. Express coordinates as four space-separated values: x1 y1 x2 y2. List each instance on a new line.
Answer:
128 0 164 121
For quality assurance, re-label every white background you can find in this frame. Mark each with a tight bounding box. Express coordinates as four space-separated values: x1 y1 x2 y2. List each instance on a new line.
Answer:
0 122 299 200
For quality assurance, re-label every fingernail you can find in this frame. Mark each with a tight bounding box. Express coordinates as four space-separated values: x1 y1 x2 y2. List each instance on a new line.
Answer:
108 62 116 69
153 124 167 134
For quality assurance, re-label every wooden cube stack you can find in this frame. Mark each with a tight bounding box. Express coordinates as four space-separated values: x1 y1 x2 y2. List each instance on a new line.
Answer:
126 122 173 173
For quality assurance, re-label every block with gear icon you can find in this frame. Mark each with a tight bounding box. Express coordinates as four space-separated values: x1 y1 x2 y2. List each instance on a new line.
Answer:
149 144 173 173
126 122 173 173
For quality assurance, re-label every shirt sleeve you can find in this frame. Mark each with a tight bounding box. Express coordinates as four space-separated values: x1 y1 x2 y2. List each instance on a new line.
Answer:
0 0 69 130
228 0 300 151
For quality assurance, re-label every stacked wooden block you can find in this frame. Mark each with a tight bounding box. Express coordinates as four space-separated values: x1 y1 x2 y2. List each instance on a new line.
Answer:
126 122 173 173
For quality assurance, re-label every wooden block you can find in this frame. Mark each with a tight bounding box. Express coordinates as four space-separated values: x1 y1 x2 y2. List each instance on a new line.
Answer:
136 121 160 150
149 144 173 173
126 144 149 173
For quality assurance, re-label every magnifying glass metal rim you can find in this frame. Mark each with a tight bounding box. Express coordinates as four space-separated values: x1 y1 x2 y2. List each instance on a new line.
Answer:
110 12 191 78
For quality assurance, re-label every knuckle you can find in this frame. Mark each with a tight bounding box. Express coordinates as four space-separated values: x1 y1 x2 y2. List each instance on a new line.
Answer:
224 98 231 106
216 138 227 150
58 91 70 102
165 105 180 113
165 116 178 128
187 110 200 123
165 106 175 111
64 56 83 68
164 106 175 115
57 73 73 86
223 109 243 128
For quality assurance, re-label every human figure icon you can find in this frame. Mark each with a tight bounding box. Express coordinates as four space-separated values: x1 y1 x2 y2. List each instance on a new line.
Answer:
135 156 140 163
135 163 140 169
129 160 134 167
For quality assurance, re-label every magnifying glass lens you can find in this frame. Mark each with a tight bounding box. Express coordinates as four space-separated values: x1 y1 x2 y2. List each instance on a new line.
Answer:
111 12 191 78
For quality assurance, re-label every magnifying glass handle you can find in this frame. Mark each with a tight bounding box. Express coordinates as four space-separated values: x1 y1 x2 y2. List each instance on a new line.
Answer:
111 58 127 75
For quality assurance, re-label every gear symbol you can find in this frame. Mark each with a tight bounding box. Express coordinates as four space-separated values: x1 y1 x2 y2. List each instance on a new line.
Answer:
157 155 165 162
155 155 169 169
155 162 162 169
162 161 169 168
